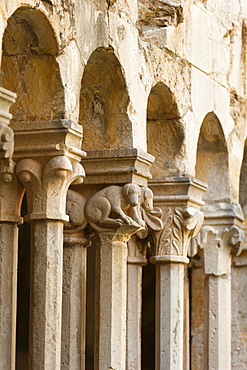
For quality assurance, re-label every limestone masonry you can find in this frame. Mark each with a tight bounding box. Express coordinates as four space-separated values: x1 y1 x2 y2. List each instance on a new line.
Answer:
0 0 247 369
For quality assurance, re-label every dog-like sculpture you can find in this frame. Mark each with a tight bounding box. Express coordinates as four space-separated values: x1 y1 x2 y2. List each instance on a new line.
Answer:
85 183 143 231
140 187 153 211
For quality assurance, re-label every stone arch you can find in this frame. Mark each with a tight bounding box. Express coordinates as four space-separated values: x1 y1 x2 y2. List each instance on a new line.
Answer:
79 47 132 151
239 140 247 222
195 112 230 203
1 6 65 123
0 7 65 368
146 82 185 177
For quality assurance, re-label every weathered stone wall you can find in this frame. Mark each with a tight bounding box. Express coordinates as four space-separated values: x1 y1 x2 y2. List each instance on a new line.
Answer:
1 0 247 369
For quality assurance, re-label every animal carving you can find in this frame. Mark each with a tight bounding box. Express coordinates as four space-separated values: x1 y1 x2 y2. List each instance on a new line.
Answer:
65 189 87 233
140 187 153 211
85 183 143 231
127 186 153 225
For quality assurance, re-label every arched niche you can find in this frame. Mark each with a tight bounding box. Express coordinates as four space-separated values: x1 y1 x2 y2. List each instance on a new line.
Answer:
239 140 247 223
79 47 132 151
1 6 65 123
147 82 185 177
195 112 230 203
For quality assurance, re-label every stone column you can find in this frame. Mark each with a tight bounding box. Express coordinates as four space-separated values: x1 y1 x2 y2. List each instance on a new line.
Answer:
61 189 90 370
0 87 24 370
94 225 142 370
148 177 207 370
190 203 244 370
126 235 147 370
81 149 155 369
62 233 89 370
16 157 85 370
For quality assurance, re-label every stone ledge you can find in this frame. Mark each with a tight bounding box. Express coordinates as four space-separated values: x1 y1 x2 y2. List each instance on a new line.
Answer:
10 119 86 163
81 148 154 186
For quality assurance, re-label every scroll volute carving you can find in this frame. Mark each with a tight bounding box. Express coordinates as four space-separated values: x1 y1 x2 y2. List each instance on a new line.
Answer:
152 207 204 257
0 87 16 167
138 0 183 29
188 225 245 276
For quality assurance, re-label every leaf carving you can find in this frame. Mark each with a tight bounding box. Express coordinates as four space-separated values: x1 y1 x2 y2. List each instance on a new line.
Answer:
152 206 204 257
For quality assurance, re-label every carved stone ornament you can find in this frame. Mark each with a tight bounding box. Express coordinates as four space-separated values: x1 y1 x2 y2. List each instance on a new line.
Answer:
188 202 245 275
189 225 245 276
138 0 183 29
0 87 16 166
150 206 204 262
84 183 145 232
16 156 85 222
64 189 91 248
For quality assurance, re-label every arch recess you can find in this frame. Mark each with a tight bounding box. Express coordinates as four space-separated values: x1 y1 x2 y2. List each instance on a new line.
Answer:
79 47 132 151
147 82 185 177
239 140 247 222
1 6 65 123
195 112 230 203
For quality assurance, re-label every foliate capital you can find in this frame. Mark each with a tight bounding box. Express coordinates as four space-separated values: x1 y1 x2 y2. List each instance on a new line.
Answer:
151 206 204 263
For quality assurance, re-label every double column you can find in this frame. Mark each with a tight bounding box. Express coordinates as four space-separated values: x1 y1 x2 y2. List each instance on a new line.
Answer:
15 157 85 369
81 147 155 370
94 226 143 370
149 176 207 370
0 87 23 370
189 203 244 370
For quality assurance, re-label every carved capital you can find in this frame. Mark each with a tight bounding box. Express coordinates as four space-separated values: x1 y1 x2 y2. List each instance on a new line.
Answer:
189 202 245 275
150 206 204 263
189 225 244 276
84 183 146 235
16 157 85 222
0 163 23 223
0 87 16 166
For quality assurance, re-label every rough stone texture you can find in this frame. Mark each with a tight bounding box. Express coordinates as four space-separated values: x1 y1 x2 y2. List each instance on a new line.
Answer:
0 0 247 368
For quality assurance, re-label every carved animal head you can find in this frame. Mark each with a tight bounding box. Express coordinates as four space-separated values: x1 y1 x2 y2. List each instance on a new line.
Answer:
141 187 153 211
66 189 87 229
122 183 142 207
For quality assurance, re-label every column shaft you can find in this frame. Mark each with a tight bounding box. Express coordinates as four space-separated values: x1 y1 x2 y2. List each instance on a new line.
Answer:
205 274 231 370
126 262 143 370
94 235 127 370
0 223 18 370
61 244 87 370
29 220 64 369
155 262 185 370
